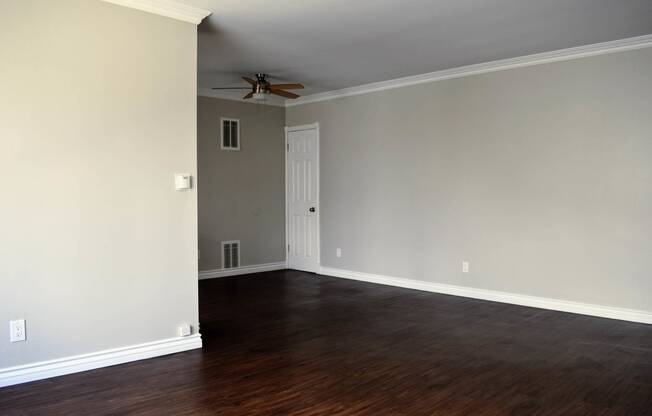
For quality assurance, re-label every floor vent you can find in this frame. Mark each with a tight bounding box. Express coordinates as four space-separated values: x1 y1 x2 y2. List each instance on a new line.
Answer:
222 240 240 269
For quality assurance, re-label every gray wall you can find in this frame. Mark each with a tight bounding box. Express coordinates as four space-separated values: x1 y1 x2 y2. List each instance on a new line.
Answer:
198 97 286 270
1 0 199 368
287 47 652 312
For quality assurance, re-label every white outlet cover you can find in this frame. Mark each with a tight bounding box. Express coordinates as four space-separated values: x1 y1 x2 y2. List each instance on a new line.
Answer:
462 261 470 273
336 248 342 258
177 324 192 337
10 319 26 343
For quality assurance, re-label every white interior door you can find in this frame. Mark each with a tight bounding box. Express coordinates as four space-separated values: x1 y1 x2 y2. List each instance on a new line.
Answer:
286 125 319 273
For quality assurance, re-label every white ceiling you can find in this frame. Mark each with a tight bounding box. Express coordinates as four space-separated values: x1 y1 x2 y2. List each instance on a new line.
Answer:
188 0 652 102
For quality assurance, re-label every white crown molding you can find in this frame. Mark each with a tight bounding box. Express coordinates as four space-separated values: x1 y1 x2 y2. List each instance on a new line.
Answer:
0 334 202 388
288 34 652 107
101 0 211 25
199 262 287 280
319 266 652 325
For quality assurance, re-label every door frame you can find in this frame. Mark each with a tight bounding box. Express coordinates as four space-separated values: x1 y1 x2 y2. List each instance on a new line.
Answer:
284 123 320 272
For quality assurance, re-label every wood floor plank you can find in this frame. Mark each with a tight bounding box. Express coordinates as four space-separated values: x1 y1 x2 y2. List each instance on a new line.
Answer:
1 269 651 415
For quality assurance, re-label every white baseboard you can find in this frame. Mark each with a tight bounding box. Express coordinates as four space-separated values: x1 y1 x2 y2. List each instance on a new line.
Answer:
199 262 287 280
0 334 202 388
319 266 652 325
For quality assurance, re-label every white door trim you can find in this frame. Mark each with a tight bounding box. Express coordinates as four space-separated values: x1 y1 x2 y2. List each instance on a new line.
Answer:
285 123 320 272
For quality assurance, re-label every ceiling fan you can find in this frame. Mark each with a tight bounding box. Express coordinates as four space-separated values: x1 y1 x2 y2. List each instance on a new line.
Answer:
212 73 304 101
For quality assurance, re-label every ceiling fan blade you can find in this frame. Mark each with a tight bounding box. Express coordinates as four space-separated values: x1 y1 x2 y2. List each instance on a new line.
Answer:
242 77 257 85
211 87 252 90
270 90 300 99
243 92 254 99
270 83 304 90
270 89 300 99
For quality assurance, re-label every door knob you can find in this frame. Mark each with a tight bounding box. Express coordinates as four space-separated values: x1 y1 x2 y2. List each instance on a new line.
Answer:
309 207 316 212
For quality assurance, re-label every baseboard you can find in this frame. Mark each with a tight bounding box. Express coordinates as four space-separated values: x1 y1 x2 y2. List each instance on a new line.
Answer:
319 266 652 325
199 262 287 280
0 334 202 388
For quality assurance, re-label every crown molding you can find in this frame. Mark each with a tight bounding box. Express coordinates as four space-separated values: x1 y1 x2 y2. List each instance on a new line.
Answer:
101 0 211 25
197 88 287 108
287 34 652 107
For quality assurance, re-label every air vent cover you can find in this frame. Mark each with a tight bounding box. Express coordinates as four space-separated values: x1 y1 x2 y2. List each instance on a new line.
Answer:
222 240 240 269
221 118 240 150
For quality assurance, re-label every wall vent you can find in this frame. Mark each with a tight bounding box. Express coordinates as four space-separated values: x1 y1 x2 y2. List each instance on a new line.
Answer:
222 240 240 269
221 117 240 150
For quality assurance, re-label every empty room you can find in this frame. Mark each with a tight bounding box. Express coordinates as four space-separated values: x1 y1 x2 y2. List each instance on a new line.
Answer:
1 0 652 414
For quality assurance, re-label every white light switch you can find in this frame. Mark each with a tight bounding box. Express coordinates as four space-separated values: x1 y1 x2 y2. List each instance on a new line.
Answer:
10 319 26 343
175 174 192 191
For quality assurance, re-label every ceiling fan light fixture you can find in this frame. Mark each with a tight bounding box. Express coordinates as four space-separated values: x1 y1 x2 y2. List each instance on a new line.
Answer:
212 74 304 101
252 92 268 101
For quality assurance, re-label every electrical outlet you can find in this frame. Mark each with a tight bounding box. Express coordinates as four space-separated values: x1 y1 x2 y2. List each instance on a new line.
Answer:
462 261 470 274
10 319 26 343
336 248 342 258
177 324 192 337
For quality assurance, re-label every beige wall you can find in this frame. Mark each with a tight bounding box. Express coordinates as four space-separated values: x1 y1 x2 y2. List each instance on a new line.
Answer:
287 47 652 312
198 97 286 270
0 0 199 368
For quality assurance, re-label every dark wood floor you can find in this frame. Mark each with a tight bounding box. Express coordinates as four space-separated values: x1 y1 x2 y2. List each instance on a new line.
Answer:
1 270 651 415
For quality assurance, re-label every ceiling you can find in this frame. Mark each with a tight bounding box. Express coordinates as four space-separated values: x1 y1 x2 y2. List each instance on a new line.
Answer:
188 0 652 103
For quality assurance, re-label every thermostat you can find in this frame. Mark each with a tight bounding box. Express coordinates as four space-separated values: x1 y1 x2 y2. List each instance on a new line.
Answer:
175 173 192 191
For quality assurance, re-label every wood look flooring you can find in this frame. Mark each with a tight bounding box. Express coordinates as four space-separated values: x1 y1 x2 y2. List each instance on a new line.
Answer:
1 269 651 415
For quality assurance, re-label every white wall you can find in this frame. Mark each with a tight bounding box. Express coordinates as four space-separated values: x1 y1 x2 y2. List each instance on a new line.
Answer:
0 0 199 368
287 47 652 313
